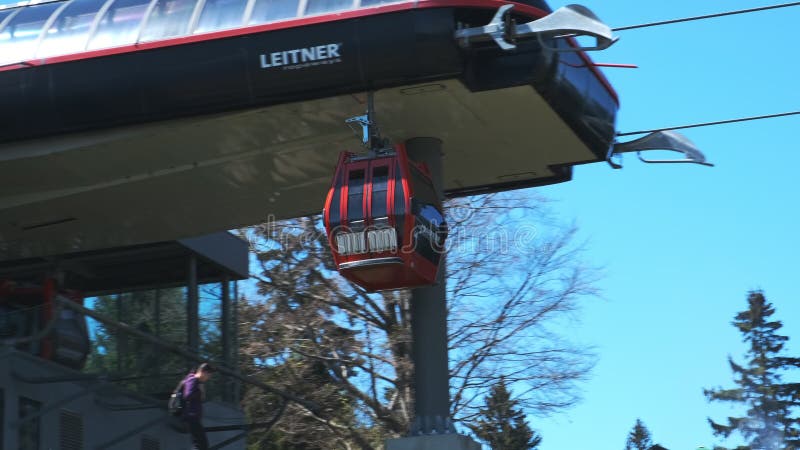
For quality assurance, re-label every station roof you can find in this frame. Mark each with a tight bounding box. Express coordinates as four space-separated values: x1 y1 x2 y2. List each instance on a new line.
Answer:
0 231 248 296
0 0 615 262
0 0 550 66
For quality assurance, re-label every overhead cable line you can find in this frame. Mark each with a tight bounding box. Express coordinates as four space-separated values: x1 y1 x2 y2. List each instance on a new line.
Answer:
613 1 800 31
618 110 800 136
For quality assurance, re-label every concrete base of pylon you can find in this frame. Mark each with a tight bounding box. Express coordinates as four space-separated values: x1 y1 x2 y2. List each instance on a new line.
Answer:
385 434 482 450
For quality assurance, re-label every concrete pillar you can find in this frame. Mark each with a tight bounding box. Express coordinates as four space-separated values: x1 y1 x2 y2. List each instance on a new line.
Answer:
386 137 479 449
386 434 481 450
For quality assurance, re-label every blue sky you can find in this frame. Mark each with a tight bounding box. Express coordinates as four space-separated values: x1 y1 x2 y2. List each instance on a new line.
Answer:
532 1 800 450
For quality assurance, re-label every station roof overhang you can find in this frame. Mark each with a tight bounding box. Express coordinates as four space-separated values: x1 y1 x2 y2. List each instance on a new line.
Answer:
0 79 605 262
0 232 248 296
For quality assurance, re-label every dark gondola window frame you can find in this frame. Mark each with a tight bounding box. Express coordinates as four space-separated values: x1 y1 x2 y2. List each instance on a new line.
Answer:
394 160 406 247
370 164 390 225
327 165 343 231
346 168 366 231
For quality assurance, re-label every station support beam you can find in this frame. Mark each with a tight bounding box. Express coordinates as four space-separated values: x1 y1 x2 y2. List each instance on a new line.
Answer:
387 138 480 450
116 293 125 373
386 137 480 450
187 255 200 356
221 277 232 402
155 288 162 380
233 281 241 402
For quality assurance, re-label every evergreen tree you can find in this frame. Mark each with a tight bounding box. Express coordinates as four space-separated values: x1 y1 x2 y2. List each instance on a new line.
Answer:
625 419 653 450
468 378 542 450
705 291 800 450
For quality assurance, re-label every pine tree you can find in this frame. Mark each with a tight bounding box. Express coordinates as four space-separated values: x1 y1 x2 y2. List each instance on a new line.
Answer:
705 291 800 450
625 419 653 450
468 378 542 450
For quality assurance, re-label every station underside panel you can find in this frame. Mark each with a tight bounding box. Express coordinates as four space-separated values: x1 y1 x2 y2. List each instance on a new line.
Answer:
0 79 599 261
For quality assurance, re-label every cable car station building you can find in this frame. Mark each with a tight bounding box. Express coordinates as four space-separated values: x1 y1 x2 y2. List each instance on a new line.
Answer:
0 232 249 449
0 0 710 447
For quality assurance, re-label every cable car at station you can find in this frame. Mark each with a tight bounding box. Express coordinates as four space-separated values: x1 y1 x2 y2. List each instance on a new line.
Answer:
323 143 447 291
1 0 677 263
0 279 90 369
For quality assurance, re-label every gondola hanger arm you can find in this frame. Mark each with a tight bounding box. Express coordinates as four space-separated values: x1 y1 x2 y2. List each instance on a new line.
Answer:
607 130 714 169
455 4 618 51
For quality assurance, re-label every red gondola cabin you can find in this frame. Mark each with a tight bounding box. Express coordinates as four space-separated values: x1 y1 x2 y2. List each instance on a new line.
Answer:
0 279 90 369
323 144 447 291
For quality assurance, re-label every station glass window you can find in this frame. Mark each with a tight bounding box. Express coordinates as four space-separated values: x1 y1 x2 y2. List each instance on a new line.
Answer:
359 0 404 6
556 46 590 94
139 0 199 42
18 397 41 450
0 3 61 65
304 0 353 16
0 9 17 32
247 0 298 25
88 0 152 50
38 0 106 58
0 388 4 450
194 0 246 33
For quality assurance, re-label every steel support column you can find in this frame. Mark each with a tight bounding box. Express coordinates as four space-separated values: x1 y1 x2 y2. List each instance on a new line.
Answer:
405 137 454 435
233 280 241 402
187 255 199 356
386 137 479 450
116 293 125 373
221 277 231 401
154 288 161 381
154 288 161 338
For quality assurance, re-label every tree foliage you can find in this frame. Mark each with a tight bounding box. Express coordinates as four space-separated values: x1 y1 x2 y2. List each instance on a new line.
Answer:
705 291 800 450
236 192 598 449
625 418 653 450
468 378 542 450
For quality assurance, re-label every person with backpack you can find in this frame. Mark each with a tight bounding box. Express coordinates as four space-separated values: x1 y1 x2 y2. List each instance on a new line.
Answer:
173 362 215 450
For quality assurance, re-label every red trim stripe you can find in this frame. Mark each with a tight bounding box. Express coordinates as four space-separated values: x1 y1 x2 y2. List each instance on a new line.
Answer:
0 0 618 102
